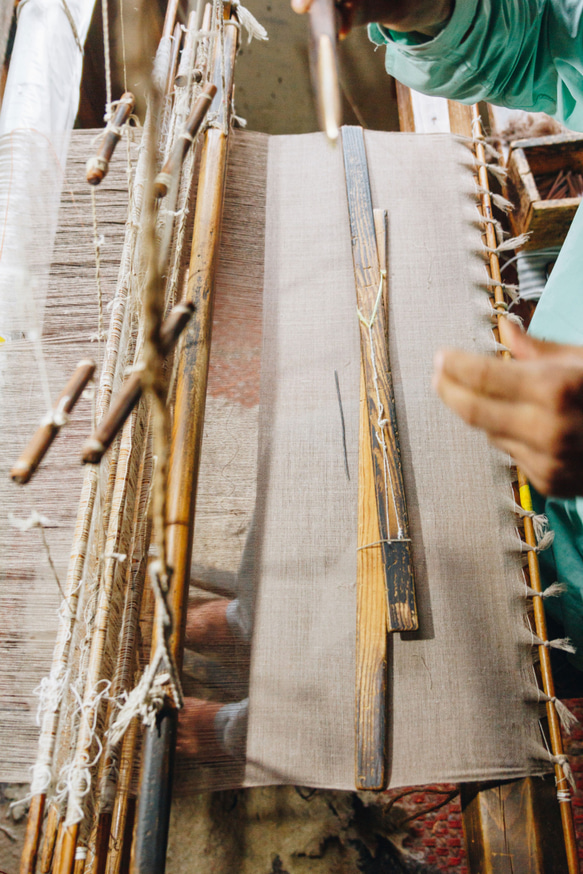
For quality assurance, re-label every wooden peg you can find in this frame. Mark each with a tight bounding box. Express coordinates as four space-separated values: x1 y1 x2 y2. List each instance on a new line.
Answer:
82 302 194 464
154 82 217 198
11 359 96 484
86 92 135 186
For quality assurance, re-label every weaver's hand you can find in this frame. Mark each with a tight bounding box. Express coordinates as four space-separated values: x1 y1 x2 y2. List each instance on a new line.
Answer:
432 321 583 498
291 0 453 35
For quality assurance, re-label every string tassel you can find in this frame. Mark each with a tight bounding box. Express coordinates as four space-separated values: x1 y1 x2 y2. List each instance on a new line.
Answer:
476 159 508 184
232 0 268 42
549 753 577 790
525 582 568 599
476 185 514 213
520 530 555 553
531 633 577 654
539 693 580 732
484 233 531 254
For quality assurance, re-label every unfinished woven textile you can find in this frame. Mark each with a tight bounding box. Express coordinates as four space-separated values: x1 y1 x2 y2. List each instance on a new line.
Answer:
1 128 548 793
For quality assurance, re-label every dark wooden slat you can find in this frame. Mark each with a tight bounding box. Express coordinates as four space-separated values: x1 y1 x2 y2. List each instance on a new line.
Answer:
341 124 417 633
461 777 569 874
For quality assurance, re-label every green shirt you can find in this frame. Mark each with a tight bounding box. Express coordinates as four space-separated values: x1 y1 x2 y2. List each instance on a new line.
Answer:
370 0 583 665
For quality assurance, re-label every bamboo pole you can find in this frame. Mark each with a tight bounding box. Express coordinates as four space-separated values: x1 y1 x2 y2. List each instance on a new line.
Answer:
130 12 238 872
470 103 579 874
11 359 96 484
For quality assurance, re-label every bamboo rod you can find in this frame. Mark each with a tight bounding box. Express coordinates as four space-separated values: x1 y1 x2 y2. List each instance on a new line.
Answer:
471 103 579 874
175 11 199 87
11 359 96 484
154 82 217 198
82 302 194 464
38 803 60 873
86 94 135 186
131 14 238 873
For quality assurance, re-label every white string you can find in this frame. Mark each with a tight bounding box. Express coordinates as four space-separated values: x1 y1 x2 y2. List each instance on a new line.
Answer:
356 270 403 540
101 0 113 118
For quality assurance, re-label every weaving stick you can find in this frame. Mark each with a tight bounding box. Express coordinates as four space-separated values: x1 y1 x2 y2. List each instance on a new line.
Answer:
342 125 417 633
471 104 578 874
86 93 135 186
10 358 95 484
82 302 194 463
309 0 342 143
131 11 238 873
175 11 200 87
154 82 217 198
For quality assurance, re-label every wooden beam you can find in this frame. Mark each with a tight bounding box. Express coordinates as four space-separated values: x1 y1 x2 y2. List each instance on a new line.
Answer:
461 777 569 874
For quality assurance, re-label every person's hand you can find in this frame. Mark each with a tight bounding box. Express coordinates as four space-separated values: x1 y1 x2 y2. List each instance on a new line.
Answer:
291 0 453 35
432 321 583 497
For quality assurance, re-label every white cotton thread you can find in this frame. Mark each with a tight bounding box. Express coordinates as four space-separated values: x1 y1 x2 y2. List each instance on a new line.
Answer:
108 561 183 745
357 538 412 551
231 0 268 43
524 582 567 599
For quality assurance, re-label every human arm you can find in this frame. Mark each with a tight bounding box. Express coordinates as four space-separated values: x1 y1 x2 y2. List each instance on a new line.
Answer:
432 321 583 497
291 0 453 36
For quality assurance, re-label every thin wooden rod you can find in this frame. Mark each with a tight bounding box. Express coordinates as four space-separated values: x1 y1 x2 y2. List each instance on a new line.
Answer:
82 302 193 464
38 803 60 873
11 359 96 484
162 0 180 41
131 14 238 873
86 94 135 186
471 103 579 874
154 82 217 198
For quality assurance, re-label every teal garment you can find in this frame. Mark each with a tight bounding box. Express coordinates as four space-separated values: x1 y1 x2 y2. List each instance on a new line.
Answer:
370 0 583 664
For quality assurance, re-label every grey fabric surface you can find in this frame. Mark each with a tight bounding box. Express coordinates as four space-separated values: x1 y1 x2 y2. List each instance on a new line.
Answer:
242 130 547 790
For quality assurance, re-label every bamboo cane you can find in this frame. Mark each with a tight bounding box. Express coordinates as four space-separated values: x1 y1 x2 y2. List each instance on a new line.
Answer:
86 94 135 186
130 11 238 872
11 359 96 484
154 82 217 198
82 303 194 464
470 103 579 874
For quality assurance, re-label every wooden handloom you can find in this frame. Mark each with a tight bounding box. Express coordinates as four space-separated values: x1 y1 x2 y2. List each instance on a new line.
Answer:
0 2 578 872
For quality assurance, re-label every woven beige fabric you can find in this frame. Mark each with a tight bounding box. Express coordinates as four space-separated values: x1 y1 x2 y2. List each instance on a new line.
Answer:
1 129 548 791
243 130 546 789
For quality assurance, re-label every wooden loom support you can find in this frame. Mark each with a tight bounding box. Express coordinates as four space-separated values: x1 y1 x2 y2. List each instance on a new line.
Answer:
395 91 576 873
130 10 238 873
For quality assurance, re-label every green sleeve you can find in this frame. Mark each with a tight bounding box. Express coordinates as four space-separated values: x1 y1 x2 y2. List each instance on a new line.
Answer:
369 0 583 131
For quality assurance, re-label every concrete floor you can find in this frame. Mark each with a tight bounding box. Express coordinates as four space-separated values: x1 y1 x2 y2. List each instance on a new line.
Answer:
233 0 399 135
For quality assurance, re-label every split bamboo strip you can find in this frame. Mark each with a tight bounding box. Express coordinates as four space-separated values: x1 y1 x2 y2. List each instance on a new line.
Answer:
471 103 579 874
130 12 238 871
